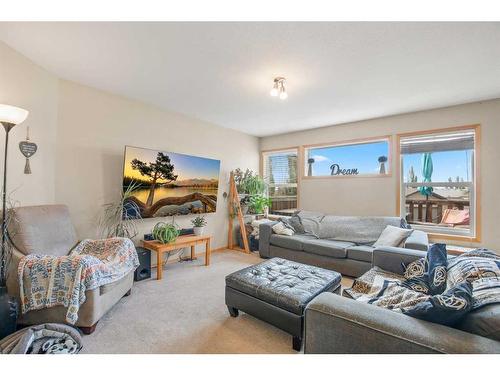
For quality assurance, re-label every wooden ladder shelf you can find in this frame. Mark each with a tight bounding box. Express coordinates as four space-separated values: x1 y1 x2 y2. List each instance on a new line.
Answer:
227 171 250 253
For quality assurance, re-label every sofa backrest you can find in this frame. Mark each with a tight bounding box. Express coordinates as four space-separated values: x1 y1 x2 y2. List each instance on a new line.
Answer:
7 204 78 256
296 211 402 244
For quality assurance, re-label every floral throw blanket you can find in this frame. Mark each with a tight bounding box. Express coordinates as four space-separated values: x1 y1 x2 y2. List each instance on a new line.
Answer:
18 238 139 324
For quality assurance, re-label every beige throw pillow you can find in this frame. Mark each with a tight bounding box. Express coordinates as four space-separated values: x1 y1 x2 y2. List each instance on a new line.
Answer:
373 225 413 248
272 222 294 236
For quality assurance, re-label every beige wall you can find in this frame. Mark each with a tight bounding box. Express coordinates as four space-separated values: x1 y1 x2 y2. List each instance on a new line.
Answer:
0 42 58 206
55 80 259 252
0 41 260 256
260 99 500 249
56 81 259 253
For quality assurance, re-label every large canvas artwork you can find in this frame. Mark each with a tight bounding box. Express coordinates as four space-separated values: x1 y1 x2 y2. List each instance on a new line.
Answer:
122 146 220 219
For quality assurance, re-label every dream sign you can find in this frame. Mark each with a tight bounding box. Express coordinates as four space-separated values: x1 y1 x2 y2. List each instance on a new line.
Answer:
330 163 359 176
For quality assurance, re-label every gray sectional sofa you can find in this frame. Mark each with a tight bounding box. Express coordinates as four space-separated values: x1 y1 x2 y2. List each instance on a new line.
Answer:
304 246 500 353
259 211 429 277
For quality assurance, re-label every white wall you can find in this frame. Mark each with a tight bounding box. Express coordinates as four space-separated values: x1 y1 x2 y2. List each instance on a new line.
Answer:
260 99 500 249
55 80 259 252
0 42 58 206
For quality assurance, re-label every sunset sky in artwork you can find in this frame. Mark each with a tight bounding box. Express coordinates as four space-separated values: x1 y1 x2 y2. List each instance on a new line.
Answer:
123 146 220 183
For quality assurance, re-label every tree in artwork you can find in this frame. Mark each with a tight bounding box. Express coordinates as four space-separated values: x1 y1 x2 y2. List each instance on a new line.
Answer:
131 152 178 206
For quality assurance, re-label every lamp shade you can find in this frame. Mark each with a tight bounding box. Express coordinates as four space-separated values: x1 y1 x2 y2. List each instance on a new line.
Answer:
0 104 29 125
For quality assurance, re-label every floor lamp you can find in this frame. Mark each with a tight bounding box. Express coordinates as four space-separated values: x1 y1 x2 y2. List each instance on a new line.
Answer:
0 104 29 287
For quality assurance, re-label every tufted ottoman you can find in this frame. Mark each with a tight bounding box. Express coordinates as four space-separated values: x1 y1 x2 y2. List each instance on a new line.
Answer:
225 257 341 351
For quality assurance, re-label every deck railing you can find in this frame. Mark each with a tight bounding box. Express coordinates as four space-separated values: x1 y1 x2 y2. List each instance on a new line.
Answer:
405 198 470 224
269 196 297 215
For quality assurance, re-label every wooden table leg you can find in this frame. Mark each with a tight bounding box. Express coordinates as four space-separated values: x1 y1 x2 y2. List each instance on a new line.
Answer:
157 250 163 280
205 238 211 266
191 245 195 260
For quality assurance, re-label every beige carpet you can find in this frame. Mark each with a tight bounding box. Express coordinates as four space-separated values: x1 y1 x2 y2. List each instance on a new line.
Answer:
81 250 352 354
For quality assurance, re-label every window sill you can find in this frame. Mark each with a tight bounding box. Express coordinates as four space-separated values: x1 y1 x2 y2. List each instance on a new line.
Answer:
428 232 480 243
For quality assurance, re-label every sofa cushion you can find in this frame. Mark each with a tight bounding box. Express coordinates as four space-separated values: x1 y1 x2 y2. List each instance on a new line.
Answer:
373 225 413 248
316 215 402 244
270 234 314 251
296 211 324 237
456 304 500 341
347 245 374 262
8 205 78 256
302 239 353 259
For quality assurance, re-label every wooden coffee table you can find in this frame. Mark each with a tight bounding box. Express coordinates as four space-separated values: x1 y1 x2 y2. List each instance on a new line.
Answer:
141 235 211 280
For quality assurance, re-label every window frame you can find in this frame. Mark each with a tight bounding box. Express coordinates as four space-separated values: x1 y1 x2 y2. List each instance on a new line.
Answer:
302 136 393 179
396 124 481 242
260 146 301 212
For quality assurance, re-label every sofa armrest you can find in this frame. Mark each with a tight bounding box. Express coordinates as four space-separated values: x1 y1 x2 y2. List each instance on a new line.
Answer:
372 246 426 275
258 221 278 258
404 229 429 251
304 293 500 354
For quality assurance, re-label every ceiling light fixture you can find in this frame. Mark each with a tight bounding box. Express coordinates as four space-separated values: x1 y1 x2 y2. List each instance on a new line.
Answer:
270 77 287 100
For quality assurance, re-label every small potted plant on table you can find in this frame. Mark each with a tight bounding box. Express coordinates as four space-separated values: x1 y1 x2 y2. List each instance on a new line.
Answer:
152 222 180 244
191 215 207 236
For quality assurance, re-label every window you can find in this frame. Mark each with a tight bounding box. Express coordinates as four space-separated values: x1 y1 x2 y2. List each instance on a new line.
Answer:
304 138 391 177
262 149 298 215
399 127 478 239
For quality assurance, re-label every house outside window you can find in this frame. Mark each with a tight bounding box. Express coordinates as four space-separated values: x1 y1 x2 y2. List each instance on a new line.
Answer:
398 126 479 239
261 149 298 215
303 138 391 178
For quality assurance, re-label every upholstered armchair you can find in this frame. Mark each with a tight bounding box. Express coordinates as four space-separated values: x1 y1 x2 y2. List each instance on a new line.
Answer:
6 205 135 334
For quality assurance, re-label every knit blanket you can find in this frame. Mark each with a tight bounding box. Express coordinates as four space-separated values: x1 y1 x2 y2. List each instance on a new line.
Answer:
18 238 139 324
343 267 430 311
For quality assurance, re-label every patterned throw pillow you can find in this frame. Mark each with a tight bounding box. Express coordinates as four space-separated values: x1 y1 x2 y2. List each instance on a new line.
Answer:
427 243 448 295
402 243 448 295
447 248 500 290
403 258 426 279
471 276 500 309
403 281 473 326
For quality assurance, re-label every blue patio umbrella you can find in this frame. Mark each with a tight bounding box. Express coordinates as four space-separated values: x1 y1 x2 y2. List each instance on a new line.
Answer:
419 153 433 197
419 153 434 223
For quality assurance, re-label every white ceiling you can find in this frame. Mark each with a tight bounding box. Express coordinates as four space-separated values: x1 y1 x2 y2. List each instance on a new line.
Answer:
1 22 500 137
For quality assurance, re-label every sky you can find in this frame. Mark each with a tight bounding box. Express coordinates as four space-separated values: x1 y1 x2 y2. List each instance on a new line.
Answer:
308 141 389 175
402 150 472 182
123 146 220 182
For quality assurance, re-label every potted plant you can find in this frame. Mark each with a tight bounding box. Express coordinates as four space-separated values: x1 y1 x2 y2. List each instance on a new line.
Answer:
191 215 207 236
98 182 142 239
232 168 267 214
152 222 180 244
0 204 19 340
248 194 272 215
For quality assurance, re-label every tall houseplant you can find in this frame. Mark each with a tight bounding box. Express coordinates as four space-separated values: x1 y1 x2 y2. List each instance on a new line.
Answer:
0 203 18 340
98 183 142 239
231 169 267 214
0 104 28 339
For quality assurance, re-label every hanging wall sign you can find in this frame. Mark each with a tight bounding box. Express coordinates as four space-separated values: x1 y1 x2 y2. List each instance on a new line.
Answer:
19 127 37 174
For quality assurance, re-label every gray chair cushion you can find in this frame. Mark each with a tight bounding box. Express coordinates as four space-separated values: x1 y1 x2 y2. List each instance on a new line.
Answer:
347 245 374 262
8 205 78 256
225 257 342 315
270 234 315 251
456 304 500 341
302 239 353 259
